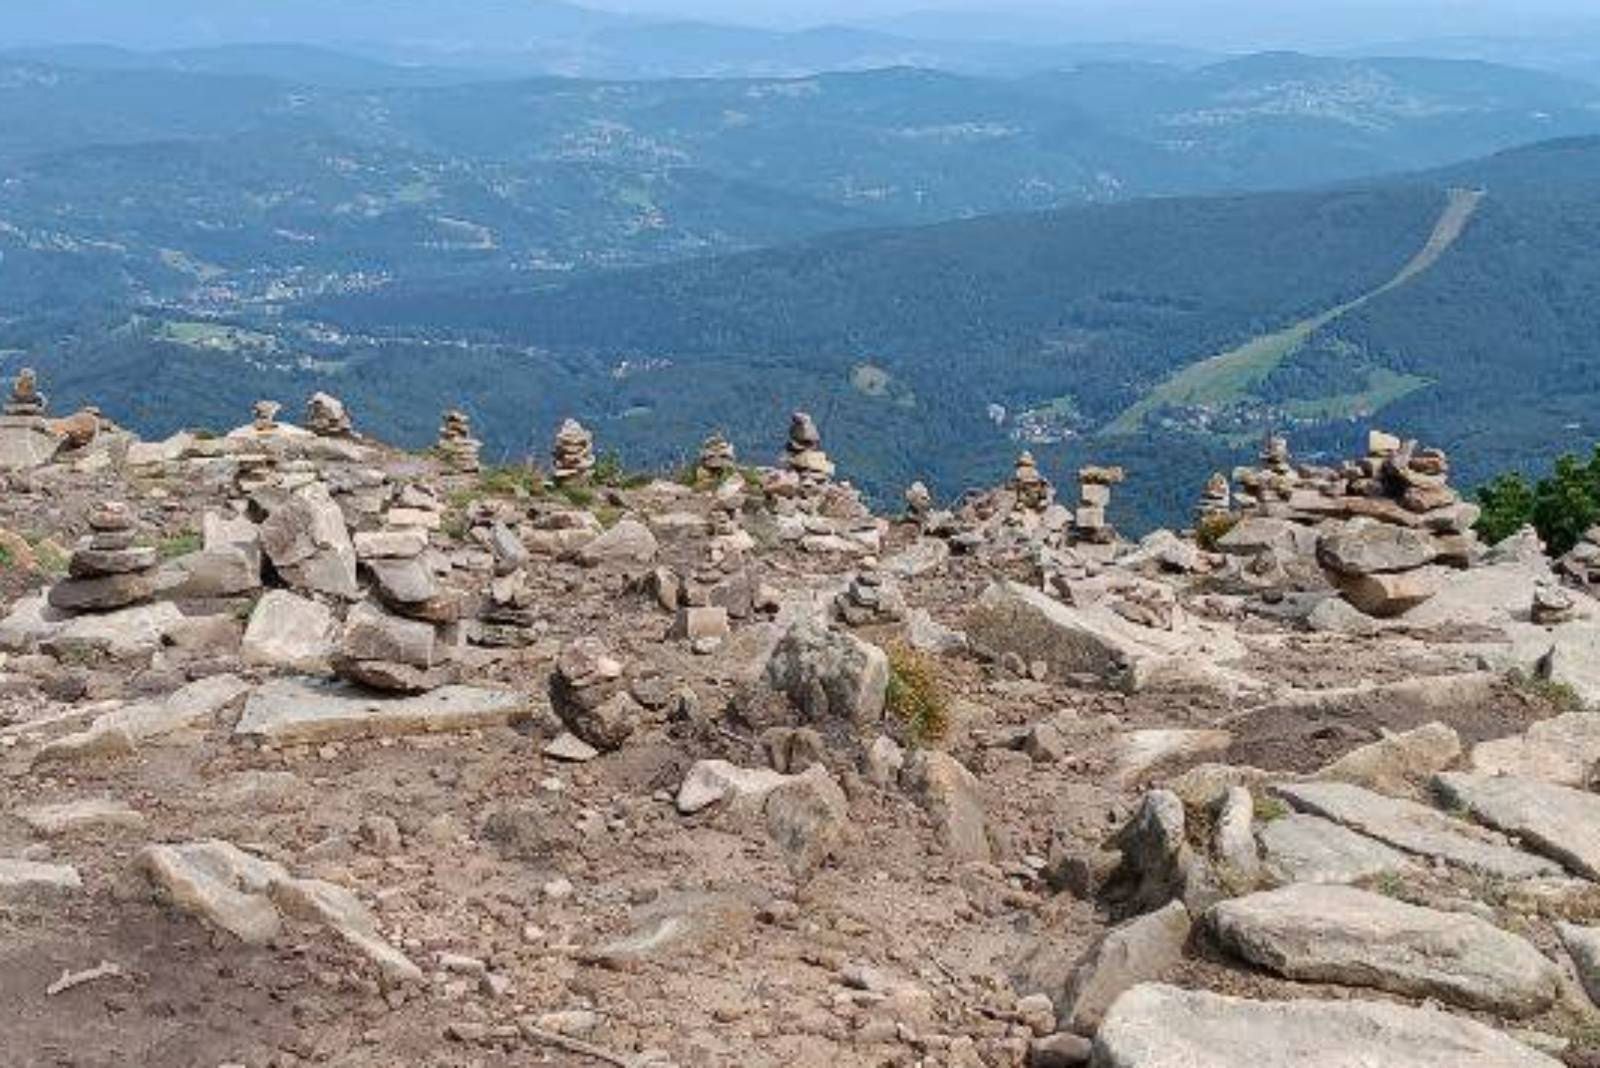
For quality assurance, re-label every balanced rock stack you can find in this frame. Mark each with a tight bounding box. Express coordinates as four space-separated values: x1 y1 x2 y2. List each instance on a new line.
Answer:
49 501 161 612
0 367 62 471
1012 452 1054 513
785 411 835 485
1233 432 1303 512
305 392 354 438
1196 472 1232 520
471 511 537 648
551 419 596 485
5 367 46 417
697 433 737 483
833 558 908 627
341 524 461 692
1532 580 1579 625
1074 465 1124 545
1558 526 1600 588
708 476 754 559
435 410 482 474
549 638 642 752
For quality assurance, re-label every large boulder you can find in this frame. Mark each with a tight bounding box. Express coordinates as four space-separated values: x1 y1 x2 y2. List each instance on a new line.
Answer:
242 590 338 673
573 519 658 569
900 749 993 864
1317 520 1440 577
1058 901 1191 1035
259 483 359 600
1434 772 1600 880
1092 983 1560 1067
1209 884 1560 1017
742 618 889 736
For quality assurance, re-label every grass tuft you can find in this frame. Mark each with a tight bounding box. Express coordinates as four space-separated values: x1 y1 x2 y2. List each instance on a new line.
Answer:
885 644 951 748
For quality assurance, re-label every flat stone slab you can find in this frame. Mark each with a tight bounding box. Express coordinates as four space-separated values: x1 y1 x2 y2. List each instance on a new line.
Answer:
1093 983 1560 1067
1274 781 1558 880
235 677 531 744
19 798 146 836
1470 713 1600 787
1209 884 1560 1017
0 858 83 901
1435 772 1600 880
1258 813 1420 885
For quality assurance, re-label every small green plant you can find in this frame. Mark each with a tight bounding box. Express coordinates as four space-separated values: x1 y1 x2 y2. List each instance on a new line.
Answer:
478 464 544 499
1367 871 1408 899
885 644 951 747
1253 793 1289 823
1195 512 1240 552
593 504 622 529
157 531 202 560
28 536 68 576
0 542 12 570
558 483 596 508
1506 668 1583 712
592 450 650 490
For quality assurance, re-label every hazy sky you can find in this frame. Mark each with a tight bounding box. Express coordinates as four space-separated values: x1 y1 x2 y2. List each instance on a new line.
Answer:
576 0 1600 44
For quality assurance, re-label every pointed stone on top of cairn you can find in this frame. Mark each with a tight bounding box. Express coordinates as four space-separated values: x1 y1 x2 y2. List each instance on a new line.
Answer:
4 367 45 417
551 419 596 485
1074 465 1124 544
48 501 162 612
697 432 737 483
305 392 353 438
785 411 834 481
436 409 482 473
904 480 933 524
1011 451 1054 512
251 400 282 433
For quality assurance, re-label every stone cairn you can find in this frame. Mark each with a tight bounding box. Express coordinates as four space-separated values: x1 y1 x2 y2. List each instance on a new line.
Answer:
696 433 737 484
48 501 161 612
552 419 596 485
708 475 752 559
785 411 835 489
435 410 482 474
1297 431 1482 617
341 510 460 692
5 368 45 418
1011 452 1054 513
833 556 908 627
550 638 641 752
1196 472 1231 521
1557 527 1600 589
305 392 354 438
1233 432 1301 511
1074 466 1125 544
471 506 537 648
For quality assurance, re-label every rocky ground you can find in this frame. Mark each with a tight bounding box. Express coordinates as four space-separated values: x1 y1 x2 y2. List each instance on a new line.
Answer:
5 399 1600 1068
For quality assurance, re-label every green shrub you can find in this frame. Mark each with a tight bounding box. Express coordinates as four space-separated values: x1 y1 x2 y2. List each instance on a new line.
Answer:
1475 445 1600 555
1195 512 1240 551
885 644 951 747
157 532 202 560
0 542 12 569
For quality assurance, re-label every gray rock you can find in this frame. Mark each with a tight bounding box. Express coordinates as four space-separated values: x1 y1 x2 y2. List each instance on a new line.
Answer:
1470 713 1600 787
883 538 950 579
1103 790 1219 918
340 600 439 670
48 569 162 612
1557 922 1600 1008
764 764 850 879
1258 813 1420 885
1317 722 1462 798
1434 772 1600 880
234 677 529 744
1092 983 1561 1068
164 548 261 599
1216 516 1318 561
1332 566 1447 618
242 590 338 673
137 840 285 944
19 798 145 836
0 858 83 901
353 529 429 560
1029 1033 1092 1067
365 556 440 607
1274 781 1558 880
900 749 993 863
573 519 658 568
676 760 790 815
1212 787 1260 887
259 483 359 600
1209 883 1560 1017
756 618 889 733
1060 901 1190 1035
1317 520 1439 577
